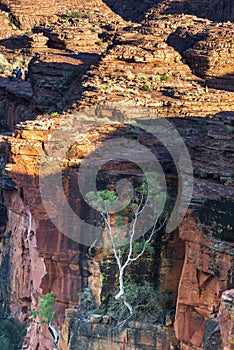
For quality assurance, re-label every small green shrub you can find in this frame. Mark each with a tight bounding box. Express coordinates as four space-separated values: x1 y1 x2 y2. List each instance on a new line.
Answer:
50 111 59 117
142 83 151 91
65 10 81 20
159 73 171 82
100 278 164 323
137 73 147 81
95 40 102 46
30 293 57 325
152 73 171 82
90 27 97 33
155 14 173 20
77 288 95 313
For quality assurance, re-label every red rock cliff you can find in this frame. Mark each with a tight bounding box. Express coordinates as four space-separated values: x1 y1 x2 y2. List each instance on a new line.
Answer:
0 1 233 349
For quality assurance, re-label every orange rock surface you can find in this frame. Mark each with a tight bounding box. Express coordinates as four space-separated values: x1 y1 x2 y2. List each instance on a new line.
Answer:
0 1 233 349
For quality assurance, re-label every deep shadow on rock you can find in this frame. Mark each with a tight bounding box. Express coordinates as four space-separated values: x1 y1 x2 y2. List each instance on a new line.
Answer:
103 0 234 23
102 0 161 22
153 0 234 23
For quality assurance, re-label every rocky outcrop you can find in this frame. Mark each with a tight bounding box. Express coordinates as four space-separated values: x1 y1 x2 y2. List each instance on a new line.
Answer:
0 154 44 317
0 7 18 40
167 21 234 90
1 0 124 31
218 289 234 349
0 78 32 130
95 0 234 23
0 123 83 349
64 316 178 350
175 212 233 349
0 2 233 350
79 15 234 116
0 13 233 122
29 52 100 114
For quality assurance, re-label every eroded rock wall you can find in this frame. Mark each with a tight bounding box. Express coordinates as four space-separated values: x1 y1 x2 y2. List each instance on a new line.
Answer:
0 1 233 350
0 156 48 348
0 79 32 131
175 212 233 349
1 108 233 349
1 0 124 30
218 289 234 349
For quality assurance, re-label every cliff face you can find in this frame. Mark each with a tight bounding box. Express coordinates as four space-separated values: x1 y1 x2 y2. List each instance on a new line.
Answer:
0 110 233 350
1 0 124 30
218 289 234 349
0 79 32 131
0 7 234 127
0 1 233 349
0 153 47 346
0 124 83 349
175 212 233 348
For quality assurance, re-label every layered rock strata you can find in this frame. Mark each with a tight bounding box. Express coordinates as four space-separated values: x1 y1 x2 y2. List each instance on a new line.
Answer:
79 15 234 116
0 1 233 350
0 108 233 349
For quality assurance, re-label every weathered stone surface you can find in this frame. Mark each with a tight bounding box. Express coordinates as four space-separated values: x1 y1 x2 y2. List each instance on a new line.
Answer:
218 289 234 350
167 22 234 90
66 318 177 350
79 15 234 116
175 212 233 348
29 52 101 114
0 78 32 131
0 11 233 126
1 108 233 349
0 1 233 350
0 8 19 40
1 0 124 31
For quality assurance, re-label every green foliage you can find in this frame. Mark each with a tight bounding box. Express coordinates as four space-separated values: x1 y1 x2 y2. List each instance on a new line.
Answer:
90 27 97 33
86 190 118 214
130 240 154 255
126 127 140 139
142 83 151 91
152 73 171 82
154 14 173 20
111 230 155 254
95 40 102 46
86 174 166 231
100 278 164 323
0 311 26 350
159 73 171 82
86 177 167 322
137 73 147 81
98 190 118 202
65 10 81 19
50 111 59 117
30 293 57 325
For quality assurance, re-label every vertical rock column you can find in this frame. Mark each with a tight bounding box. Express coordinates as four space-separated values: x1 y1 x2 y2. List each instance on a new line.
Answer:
174 212 233 349
218 289 234 350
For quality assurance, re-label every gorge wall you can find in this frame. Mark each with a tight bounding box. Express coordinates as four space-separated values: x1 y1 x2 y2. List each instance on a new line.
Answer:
0 0 233 349
1 111 233 350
